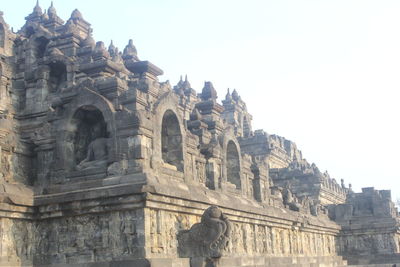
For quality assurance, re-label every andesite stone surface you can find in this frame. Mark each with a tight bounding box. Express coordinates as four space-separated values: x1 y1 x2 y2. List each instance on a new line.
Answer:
0 3 399 267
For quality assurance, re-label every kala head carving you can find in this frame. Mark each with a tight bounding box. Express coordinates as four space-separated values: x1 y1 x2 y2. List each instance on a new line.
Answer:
178 206 231 259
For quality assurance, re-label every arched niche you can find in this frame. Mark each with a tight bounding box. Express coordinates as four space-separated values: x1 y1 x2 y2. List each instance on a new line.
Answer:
48 61 67 92
33 36 49 59
226 140 241 189
53 87 118 177
0 24 5 48
161 110 183 172
25 26 35 38
71 106 108 167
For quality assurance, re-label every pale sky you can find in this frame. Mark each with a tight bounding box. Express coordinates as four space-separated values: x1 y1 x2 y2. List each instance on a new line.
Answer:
2 1 400 199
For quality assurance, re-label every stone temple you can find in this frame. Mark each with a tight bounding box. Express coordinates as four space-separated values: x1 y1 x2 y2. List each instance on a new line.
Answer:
0 3 399 267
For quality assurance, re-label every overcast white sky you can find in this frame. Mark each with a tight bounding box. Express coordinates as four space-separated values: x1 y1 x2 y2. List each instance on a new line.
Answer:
3 1 400 199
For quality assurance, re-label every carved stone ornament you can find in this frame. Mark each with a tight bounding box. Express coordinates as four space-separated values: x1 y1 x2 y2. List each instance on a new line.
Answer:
178 206 231 259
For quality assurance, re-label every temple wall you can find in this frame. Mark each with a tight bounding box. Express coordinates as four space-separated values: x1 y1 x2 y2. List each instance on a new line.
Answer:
337 232 400 256
144 190 340 260
0 197 147 266
146 206 337 258
0 177 343 267
0 3 399 266
0 214 33 266
0 218 26 265
331 188 400 265
32 210 145 265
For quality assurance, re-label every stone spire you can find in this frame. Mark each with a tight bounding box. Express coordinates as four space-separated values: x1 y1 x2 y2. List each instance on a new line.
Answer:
173 75 183 89
182 75 191 89
231 89 239 101
174 75 193 96
33 0 43 15
42 9 49 20
196 81 224 130
178 75 183 86
123 39 138 61
173 75 184 95
201 81 217 101
225 88 232 101
70 9 83 20
45 1 64 27
111 48 123 64
26 0 43 21
48 1 56 19
65 8 90 39
92 41 110 60
108 40 117 57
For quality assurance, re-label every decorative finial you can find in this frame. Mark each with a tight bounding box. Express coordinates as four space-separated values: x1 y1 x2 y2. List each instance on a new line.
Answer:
94 41 108 54
123 39 138 60
70 9 83 20
182 74 191 89
42 9 49 20
225 88 232 101
111 48 123 64
174 75 184 90
93 41 110 59
48 1 57 18
33 0 43 15
108 40 117 57
201 81 217 101
232 89 239 101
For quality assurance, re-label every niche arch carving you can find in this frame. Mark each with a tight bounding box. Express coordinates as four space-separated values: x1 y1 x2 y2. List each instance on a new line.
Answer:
153 92 186 174
41 47 75 91
161 109 184 171
33 36 49 59
220 128 243 190
226 140 241 189
72 106 108 170
26 30 54 62
55 87 117 174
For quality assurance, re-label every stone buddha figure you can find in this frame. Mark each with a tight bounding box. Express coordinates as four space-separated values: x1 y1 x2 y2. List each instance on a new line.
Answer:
76 123 108 171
